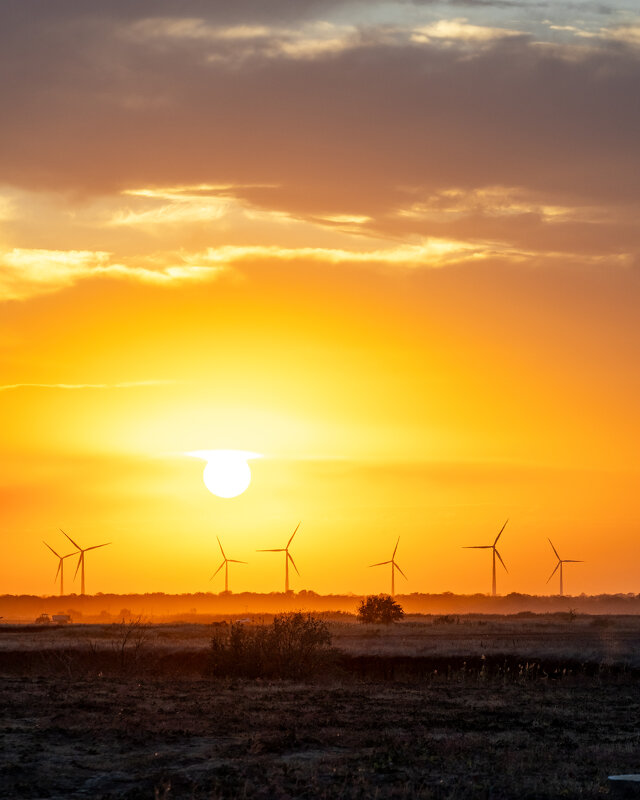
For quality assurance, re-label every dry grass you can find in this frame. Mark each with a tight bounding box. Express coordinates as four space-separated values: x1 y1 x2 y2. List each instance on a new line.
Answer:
2 613 640 662
1 672 638 798
0 615 639 798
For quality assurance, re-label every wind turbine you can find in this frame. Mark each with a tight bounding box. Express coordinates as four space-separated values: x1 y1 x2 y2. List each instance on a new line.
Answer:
369 537 407 597
463 520 508 597
257 522 300 593
211 536 246 593
43 541 77 596
547 538 582 596
60 529 111 595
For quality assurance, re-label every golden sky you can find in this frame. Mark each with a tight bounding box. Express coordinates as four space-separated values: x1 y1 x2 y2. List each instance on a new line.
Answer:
1 1 640 596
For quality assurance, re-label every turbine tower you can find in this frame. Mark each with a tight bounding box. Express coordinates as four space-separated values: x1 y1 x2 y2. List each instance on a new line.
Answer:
257 522 300 593
547 538 582 596
43 541 77 596
369 537 407 597
60 529 111 596
463 519 508 597
211 536 246 593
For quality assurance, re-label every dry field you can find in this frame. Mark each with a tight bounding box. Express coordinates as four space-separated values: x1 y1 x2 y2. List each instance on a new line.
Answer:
1 615 639 798
2 613 639 662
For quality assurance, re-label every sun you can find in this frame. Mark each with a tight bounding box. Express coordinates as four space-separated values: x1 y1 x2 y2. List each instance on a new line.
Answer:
186 450 262 498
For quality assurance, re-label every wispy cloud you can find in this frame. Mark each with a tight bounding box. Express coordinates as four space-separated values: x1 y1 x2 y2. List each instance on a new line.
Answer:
110 183 279 228
0 381 175 393
411 18 523 44
598 24 640 46
0 238 487 302
0 248 225 301
127 17 361 61
1 248 111 301
542 18 640 45
181 240 482 269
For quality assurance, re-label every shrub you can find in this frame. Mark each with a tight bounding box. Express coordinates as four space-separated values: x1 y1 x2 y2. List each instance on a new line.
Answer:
357 595 405 624
433 614 459 626
111 616 150 674
209 612 332 678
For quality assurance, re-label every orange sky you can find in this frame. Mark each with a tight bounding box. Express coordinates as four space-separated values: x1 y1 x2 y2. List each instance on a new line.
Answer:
1 1 640 596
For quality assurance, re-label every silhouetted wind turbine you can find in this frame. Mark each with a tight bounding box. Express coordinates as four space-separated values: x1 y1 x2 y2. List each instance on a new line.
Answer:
211 536 246 593
257 522 300 593
60 529 111 596
369 537 407 597
463 520 508 597
43 541 77 596
547 538 582 596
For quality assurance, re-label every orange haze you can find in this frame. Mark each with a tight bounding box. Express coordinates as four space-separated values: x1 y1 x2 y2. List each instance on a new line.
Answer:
1 1 640 597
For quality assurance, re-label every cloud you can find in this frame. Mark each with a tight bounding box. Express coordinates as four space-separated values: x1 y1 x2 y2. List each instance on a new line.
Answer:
0 1 639 273
2 178 638 306
0 381 175 392
375 187 640 256
111 188 231 227
183 240 481 268
411 17 523 43
126 17 361 60
0 238 481 302
598 24 640 46
0 4 638 217
0 248 224 301
0 249 112 300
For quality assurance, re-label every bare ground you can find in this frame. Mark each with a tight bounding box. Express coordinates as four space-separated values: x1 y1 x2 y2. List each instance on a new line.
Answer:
1 617 639 799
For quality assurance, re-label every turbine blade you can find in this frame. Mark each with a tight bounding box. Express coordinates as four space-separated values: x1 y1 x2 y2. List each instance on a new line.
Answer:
494 519 509 546
392 536 400 558
74 554 82 579
495 548 508 573
257 548 285 552
548 538 560 560
462 545 491 549
84 542 111 552
210 561 225 580
394 562 408 580
228 559 247 564
546 562 560 583
563 559 583 563
288 552 300 576
54 561 62 580
217 537 226 559
369 560 391 567
287 522 301 548
60 529 82 550
43 541 61 559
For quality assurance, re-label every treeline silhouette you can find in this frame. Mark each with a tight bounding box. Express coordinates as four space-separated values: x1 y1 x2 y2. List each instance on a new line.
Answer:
2 591 640 622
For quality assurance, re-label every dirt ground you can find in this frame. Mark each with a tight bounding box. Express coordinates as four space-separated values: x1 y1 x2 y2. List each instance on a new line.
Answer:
1 617 639 799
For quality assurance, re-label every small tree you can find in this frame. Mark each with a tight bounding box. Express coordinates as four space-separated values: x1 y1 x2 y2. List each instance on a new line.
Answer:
357 594 404 624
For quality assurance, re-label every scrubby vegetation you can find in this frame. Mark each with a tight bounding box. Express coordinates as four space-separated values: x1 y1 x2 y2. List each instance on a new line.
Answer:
1 616 640 796
357 594 405 624
209 612 333 678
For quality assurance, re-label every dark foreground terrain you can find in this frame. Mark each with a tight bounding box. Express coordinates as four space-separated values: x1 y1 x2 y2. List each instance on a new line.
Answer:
1 617 639 799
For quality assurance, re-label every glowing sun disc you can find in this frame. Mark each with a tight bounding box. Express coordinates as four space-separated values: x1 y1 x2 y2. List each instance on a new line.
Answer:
186 450 262 498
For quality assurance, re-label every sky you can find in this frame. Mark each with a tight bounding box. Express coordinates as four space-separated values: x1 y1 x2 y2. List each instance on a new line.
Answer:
1 0 640 597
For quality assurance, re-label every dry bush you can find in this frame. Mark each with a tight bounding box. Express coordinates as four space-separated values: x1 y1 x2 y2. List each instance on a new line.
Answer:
109 616 150 674
432 614 459 626
209 612 333 678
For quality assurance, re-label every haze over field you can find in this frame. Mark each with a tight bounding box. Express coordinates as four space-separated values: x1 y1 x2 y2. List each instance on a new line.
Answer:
1 0 639 596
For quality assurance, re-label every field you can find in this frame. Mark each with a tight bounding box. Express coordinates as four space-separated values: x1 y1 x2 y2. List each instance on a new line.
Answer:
1 615 639 798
